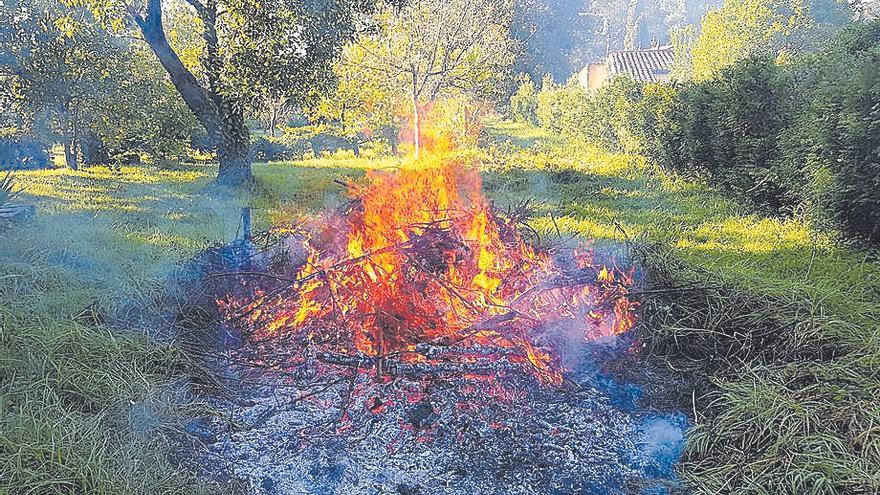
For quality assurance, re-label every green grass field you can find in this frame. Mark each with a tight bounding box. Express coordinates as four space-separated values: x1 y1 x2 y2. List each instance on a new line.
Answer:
1 122 877 493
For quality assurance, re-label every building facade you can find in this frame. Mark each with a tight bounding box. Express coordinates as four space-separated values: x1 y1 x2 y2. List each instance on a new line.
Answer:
579 46 674 90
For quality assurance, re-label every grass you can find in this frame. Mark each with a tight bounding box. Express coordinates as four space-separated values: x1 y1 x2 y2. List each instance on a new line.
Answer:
480 121 880 494
0 160 375 494
1 122 878 493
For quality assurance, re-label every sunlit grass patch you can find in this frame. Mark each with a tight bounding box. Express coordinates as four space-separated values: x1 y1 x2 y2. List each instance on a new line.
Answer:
483 120 880 495
0 159 366 494
677 216 820 254
482 117 551 148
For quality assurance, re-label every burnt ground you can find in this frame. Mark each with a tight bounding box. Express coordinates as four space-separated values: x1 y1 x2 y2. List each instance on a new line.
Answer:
169 242 694 495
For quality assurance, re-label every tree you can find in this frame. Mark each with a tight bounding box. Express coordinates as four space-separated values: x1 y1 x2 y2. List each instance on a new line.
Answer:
1 0 126 169
305 42 403 150
689 0 853 81
350 0 517 158
71 0 377 185
253 97 296 138
511 0 597 82
1 0 202 168
578 0 719 59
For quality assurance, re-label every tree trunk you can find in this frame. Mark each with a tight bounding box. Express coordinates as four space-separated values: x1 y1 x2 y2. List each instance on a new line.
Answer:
269 108 277 138
81 130 111 166
412 93 421 160
624 0 641 50
217 111 252 186
132 0 252 186
63 136 78 171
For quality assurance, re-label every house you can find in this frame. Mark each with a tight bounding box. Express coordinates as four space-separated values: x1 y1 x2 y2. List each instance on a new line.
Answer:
579 46 674 90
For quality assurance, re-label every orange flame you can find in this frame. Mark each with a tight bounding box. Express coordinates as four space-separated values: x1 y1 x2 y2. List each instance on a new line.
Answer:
222 157 636 386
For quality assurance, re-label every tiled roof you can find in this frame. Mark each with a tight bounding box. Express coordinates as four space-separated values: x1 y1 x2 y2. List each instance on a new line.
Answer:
607 47 674 83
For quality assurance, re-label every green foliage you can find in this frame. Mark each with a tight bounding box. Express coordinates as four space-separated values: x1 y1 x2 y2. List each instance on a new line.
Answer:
535 77 595 143
689 0 853 81
0 172 17 209
0 0 201 166
70 0 376 111
303 41 403 143
0 134 51 170
782 21 880 242
509 78 539 125
683 57 795 211
535 76 674 155
536 21 880 245
212 0 376 108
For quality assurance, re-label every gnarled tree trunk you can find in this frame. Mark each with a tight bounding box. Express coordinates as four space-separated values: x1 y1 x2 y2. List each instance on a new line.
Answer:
217 111 251 186
131 0 252 186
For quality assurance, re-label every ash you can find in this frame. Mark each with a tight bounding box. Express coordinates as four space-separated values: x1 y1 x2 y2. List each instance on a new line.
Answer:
187 340 687 495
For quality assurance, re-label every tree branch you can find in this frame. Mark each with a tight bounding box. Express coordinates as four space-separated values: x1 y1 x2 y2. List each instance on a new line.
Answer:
128 0 222 141
181 0 206 16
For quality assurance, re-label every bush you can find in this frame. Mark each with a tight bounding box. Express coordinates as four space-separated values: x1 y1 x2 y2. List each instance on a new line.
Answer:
535 76 664 154
249 133 328 162
0 133 50 170
535 78 596 143
664 57 797 212
535 21 880 245
0 172 16 209
249 137 296 162
785 22 880 243
509 79 539 125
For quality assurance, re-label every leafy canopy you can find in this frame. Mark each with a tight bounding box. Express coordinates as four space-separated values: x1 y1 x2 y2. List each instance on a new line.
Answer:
1 0 199 159
690 0 853 81
67 0 377 110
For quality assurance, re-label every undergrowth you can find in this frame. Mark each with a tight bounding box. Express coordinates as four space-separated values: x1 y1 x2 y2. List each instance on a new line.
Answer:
639 249 879 493
1 125 878 493
0 162 365 494
485 121 880 494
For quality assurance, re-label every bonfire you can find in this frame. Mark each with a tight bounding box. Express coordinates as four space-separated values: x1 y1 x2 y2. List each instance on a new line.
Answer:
217 155 637 415
186 150 694 495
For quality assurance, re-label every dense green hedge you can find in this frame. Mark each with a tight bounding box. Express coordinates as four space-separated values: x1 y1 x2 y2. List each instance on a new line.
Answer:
531 21 880 245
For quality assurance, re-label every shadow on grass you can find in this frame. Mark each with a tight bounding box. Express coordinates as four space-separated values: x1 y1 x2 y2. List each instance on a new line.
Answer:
1 161 370 321
482 162 880 342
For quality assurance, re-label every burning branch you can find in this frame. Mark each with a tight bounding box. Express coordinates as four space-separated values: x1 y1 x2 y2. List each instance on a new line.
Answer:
216 158 638 407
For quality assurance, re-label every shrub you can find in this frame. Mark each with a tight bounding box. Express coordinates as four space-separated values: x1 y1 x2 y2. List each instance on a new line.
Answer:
693 57 796 211
534 21 880 245
536 78 598 144
0 172 17 209
0 132 50 171
535 77 664 154
509 79 539 125
786 22 880 243
249 137 296 162
249 133 319 162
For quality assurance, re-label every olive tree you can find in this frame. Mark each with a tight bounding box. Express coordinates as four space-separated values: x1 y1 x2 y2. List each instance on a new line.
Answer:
352 0 517 158
70 0 377 185
1 1 125 169
2 0 203 168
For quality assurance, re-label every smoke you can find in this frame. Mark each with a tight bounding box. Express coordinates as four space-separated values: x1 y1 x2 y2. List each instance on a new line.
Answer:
638 415 688 478
513 0 722 81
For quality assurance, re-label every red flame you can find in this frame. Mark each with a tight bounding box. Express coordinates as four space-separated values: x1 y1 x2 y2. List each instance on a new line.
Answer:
221 157 636 388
